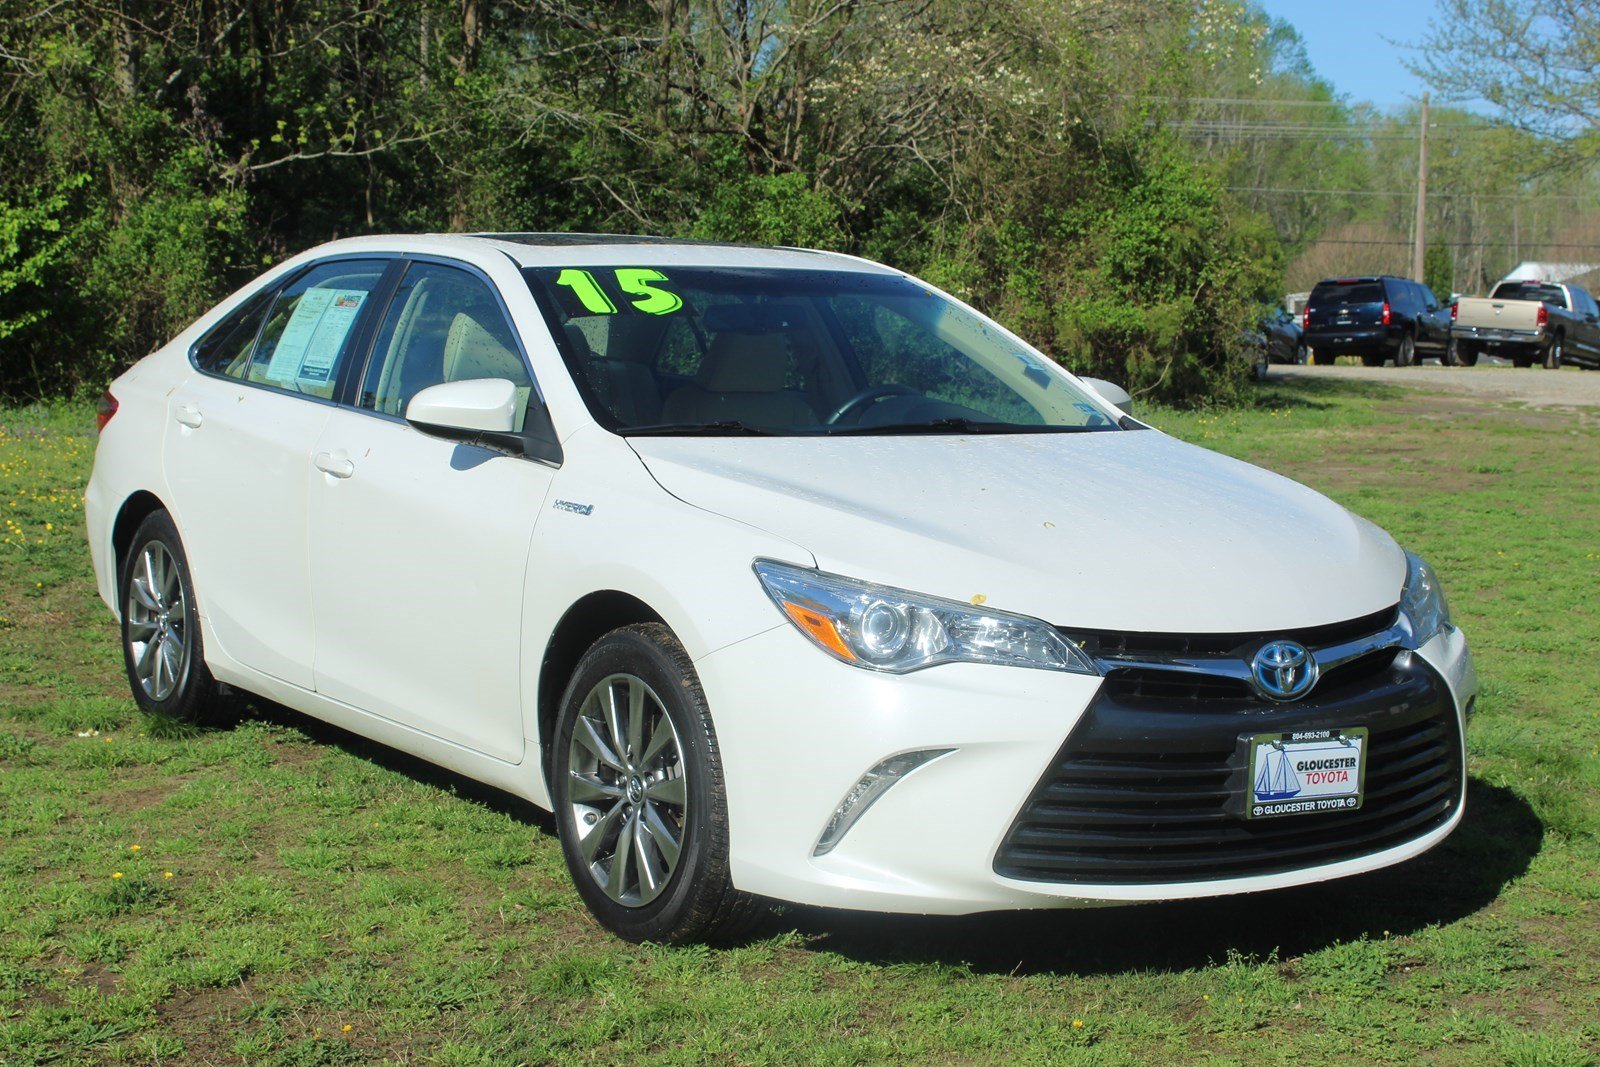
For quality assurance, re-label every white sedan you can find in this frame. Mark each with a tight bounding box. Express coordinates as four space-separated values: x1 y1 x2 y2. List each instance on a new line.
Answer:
85 234 1476 942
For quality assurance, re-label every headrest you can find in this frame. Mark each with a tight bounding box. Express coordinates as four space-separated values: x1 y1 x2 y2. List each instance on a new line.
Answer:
695 333 789 393
603 317 668 365
562 323 593 361
443 311 524 382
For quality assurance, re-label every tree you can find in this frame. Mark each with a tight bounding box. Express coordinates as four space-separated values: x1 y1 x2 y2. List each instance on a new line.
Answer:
1412 0 1600 163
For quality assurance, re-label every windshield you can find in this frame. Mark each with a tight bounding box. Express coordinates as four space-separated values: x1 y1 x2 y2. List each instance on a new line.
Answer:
523 266 1120 435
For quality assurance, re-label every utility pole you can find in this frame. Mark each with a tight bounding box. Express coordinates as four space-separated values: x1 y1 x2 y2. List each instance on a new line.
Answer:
1413 92 1429 282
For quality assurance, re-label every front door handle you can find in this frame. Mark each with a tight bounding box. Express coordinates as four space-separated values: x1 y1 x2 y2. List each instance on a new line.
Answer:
175 405 203 429
313 451 355 479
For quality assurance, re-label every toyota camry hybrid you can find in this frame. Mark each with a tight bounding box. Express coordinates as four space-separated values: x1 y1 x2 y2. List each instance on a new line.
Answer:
85 234 1476 942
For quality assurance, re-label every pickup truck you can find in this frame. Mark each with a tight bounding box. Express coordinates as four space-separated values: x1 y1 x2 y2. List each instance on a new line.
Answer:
1450 280 1600 369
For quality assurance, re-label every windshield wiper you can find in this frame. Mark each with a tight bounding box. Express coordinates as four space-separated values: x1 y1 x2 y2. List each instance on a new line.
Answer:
622 420 775 437
833 418 1107 436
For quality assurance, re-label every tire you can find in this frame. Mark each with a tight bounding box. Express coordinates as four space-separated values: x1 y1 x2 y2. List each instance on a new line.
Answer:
1251 351 1269 381
1294 344 1309 365
1457 344 1480 367
1314 349 1339 366
1544 335 1563 369
118 510 221 723
1397 335 1416 367
1513 355 1533 369
1361 353 1385 368
551 623 762 943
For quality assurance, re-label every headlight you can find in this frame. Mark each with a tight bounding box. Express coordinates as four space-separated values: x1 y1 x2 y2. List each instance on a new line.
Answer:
752 560 1098 675
1399 550 1452 648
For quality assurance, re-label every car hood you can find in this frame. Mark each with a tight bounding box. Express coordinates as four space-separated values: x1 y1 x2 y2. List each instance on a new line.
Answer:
628 430 1405 634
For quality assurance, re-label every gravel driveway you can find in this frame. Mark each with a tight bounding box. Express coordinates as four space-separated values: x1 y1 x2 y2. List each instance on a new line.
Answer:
1267 363 1600 408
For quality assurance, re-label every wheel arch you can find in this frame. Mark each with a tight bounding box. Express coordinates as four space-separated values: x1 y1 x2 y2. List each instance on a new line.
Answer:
537 590 668 782
111 490 171 586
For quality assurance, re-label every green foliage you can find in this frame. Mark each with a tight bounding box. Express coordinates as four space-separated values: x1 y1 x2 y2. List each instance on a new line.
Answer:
0 0 1310 405
691 169 846 249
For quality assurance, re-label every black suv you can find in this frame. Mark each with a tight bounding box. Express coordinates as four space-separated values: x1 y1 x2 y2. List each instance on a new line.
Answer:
1302 276 1452 367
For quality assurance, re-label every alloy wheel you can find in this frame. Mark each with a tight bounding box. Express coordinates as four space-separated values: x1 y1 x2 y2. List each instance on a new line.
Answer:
566 673 688 906
124 540 188 701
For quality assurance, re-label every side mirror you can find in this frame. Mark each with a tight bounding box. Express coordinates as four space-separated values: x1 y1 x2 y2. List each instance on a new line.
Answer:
1081 377 1134 415
405 378 563 464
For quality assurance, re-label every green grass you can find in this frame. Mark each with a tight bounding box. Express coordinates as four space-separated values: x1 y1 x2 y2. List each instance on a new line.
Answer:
2 381 1599 1065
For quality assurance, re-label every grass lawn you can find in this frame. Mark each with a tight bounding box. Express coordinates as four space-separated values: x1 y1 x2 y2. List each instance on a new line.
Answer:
2 378 1598 1066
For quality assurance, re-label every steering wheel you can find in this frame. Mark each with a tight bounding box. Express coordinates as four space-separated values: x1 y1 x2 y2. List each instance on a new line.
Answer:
825 384 920 425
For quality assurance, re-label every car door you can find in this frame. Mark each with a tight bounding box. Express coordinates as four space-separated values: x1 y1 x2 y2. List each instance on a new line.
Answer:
306 259 556 762
164 258 392 688
1569 287 1600 356
1417 284 1448 350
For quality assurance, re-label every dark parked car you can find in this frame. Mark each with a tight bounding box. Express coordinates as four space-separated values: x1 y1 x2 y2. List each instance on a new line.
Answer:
1261 308 1306 364
1302 276 1450 367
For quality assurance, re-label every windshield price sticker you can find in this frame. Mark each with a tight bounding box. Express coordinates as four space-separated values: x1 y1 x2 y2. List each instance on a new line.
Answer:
554 268 683 316
1245 727 1368 819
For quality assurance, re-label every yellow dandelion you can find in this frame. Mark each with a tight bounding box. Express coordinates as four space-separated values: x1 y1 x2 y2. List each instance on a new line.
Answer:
130 844 141 852
164 871 174 879
1071 1019 1085 1029
342 1025 352 1033
112 872 123 880
1202 994 1210 1001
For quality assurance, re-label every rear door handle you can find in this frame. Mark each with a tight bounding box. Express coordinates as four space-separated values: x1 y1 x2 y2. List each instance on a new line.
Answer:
175 405 203 429
313 451 354 479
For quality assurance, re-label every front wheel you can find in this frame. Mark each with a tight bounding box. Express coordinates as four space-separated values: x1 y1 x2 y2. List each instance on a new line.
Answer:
552 624 762 943
119 510 221 723
1294 344 1309 365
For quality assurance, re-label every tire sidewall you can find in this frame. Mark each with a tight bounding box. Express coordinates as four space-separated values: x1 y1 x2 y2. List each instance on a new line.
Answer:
551 626 725 942
118 511 207 720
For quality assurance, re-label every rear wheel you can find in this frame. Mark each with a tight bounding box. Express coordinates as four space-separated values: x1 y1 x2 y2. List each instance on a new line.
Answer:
1545 335 1564 369
119 511 221 723
1294 344 1309 365
1361 353 1385 368
1457 343 1480 367
552 623 762 943
1513 354 1533 369
1397 335 1416 367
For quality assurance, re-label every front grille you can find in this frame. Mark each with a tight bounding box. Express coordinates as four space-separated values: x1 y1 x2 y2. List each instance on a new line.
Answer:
994 654 1462 885
1066 605 1397 661
1067 605 1402 708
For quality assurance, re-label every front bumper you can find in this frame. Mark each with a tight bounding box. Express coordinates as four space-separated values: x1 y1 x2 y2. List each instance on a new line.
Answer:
697 621 1474 914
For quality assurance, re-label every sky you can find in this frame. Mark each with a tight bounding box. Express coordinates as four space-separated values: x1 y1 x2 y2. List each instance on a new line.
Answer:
1254 0 1444 111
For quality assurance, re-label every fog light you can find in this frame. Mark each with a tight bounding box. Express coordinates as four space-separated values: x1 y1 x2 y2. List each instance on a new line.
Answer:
812 748 954 856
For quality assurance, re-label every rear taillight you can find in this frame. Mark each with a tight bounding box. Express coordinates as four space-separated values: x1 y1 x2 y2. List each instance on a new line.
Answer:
1537 303 1549 327
1450 301 1458 322
1301 307 1310 330
1381 302 1392 326
96 390 118 433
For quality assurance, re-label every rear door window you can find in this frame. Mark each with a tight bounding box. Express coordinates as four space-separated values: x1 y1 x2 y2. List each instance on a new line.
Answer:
226 260 389 399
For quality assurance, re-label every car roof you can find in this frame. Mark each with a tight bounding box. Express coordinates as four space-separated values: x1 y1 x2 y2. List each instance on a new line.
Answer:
291 233 900 275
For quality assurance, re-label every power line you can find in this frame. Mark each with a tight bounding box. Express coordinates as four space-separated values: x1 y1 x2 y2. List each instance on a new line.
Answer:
1309 238 1600 249
1227 186 1600 202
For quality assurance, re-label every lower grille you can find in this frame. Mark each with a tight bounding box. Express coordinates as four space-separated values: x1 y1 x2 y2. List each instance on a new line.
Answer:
994 653 1462 884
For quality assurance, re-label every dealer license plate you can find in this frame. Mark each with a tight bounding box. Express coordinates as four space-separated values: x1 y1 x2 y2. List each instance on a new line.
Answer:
1245 727 1368 819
